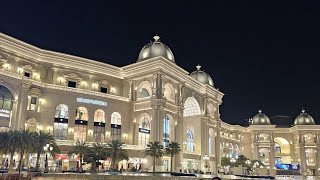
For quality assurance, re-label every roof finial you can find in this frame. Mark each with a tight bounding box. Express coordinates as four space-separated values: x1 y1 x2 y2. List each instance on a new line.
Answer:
153 35 160 42
301 107 305 113
258 109 262 113
196 64 201 70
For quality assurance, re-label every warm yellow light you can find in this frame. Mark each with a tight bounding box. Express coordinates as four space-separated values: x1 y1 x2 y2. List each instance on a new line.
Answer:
17 67 24 74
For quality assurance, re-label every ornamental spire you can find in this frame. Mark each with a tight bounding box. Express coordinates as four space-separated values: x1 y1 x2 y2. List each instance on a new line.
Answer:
153 35 160 42
196 64 201 70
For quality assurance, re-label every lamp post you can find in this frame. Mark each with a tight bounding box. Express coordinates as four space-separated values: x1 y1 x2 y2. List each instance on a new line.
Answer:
203 154 209 173
230 158 236 174
43 144 53 173
245 160 251 174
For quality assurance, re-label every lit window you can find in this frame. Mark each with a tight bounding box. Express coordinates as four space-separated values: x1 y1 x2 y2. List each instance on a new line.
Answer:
163 115 170 148
111 112 121 140
94 109 106 142
186 130 194 152
183 97 201 117
74 107 88 142
0 85 13 111
138 116 150 146
54 104 69 140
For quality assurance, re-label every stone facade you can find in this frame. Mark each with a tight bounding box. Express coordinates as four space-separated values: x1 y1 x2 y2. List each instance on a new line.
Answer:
0 33 319 176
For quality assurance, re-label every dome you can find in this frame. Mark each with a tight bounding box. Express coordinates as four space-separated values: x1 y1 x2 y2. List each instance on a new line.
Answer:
190 65 214 86
294 109 316 125
137 35 175 63
251 110 271 125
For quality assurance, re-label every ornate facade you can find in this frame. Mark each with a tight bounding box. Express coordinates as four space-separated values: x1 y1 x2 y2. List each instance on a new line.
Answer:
0 33 319 175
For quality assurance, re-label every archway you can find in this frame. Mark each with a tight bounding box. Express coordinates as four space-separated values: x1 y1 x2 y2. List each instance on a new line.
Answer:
183 97 201 117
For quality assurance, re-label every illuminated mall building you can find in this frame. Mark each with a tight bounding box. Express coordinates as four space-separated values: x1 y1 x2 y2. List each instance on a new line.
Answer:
0 33 320 175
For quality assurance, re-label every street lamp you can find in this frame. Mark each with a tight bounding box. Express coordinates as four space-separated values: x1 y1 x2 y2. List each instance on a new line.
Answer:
245 160 251 174
43 144 53 173
203 154 209 173
230 158 236 175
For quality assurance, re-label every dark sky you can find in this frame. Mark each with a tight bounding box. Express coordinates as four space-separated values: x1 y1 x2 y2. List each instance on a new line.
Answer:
1 1 320 125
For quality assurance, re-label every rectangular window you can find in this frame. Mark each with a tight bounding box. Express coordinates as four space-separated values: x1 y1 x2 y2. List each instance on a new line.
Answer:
30 97 37 111
24 72 31 78
54 123 68 140
100 87 108 93
74 124 87 142
111 127 121 140
68 81 77 88
94 126 105 142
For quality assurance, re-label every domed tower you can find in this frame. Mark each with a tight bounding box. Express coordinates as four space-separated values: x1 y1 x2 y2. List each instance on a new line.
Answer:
294 109 316 125
137 35 175 63
250 110 271 125
190 65 214 86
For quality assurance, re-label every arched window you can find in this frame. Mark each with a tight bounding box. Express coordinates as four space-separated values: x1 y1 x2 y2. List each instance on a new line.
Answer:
183 97 201 117
207 103 216 118
55 104 69 119
186 130 194 152
138 88 150 98
306 148 316 166
229 143 234 158
259 148 269 164
209 128 215 155
54 104 69 140
137 81 152 99
164 83 175 102
275 143 281 154
138 116 150 146
94 109 106 142
74 107 88 142
0 85 13 111
235 144 240 159
111 112 121 140
163 115 170 147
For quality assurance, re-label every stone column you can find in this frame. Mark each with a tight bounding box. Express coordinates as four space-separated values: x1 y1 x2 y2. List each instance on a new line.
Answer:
16 80 31 130
315 144 320 176
88 75 94 91
13 58 20 73
52 67 59 85
299 144 307 176
175 106 184 171
215 125 221 173
128 80 133 100
269 143 275 169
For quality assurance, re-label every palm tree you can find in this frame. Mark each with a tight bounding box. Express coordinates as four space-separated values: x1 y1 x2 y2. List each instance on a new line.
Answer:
165 141 181 173
145 141 164 173
32 131 59 170
68 141 89 171
83 143 107 172
16 130 33 175
4 130 21 172
0 131 9 168
105 140 128 171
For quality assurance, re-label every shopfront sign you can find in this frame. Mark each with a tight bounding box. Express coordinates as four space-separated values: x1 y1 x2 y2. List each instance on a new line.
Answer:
77 97 107 106
139 128 150 134
0 109 10 118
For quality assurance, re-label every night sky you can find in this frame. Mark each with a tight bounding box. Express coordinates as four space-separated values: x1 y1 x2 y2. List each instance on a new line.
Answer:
1 1 320 125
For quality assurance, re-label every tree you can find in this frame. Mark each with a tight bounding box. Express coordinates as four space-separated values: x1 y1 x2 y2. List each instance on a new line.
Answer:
145 141 164 173
32 131 59 170
16 130 33 175
237 155 248 167
105 139 128 171
164 141 181 173
220 157 231 167
68 141 89 171
4 130 21 172
83 143 107 172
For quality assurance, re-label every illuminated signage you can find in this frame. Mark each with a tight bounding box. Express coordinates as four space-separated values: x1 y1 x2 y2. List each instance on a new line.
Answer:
139 128 150 134
77 98 107 106
0 109 10 118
